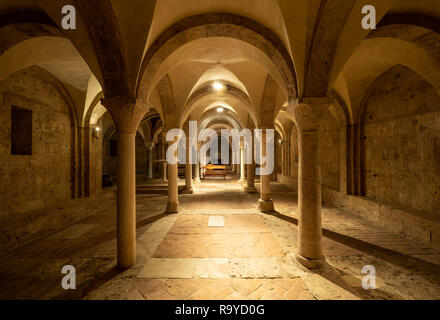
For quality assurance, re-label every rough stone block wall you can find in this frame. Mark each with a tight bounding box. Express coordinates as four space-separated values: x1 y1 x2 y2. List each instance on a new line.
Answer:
289 124 299 180
0 189 116 254
89 119 103 194
136 132 147 177
102 114 117 182
322 187 440 250
0 67 72 216
319 108 340 191
362 65 440 217
288 114 340 191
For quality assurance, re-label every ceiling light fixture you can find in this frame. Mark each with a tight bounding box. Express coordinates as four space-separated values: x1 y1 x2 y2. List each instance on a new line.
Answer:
93 127 100 139
213 81 224 92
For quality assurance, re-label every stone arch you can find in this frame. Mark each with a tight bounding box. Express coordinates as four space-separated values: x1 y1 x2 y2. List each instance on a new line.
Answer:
260 74 280 127
74 0 132 98
84 92 105 127
21 66 80 198
181 84 258 129
156 74 178 130
138 13 298 103
358 65 440 215
0 65 80 206
0 9 64 55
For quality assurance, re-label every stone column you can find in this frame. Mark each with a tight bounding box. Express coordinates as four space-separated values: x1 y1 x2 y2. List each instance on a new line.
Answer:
194 141 201 183
194 162 201 184
291 98 329 269
184 137 194 194
257 130 274 213
165 139 179 213
239 141 246 184
245 162 257 193
160 139 167 182
102 97 141 270
116 133 136 268
146 142 154 181
245 139 257 193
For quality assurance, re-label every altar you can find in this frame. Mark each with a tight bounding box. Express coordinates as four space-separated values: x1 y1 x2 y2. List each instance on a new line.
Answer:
202 164 226 180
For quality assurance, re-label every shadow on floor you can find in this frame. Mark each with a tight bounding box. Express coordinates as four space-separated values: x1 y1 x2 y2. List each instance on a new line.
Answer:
51 212 175 300
266 211 440 273
50 266 122 300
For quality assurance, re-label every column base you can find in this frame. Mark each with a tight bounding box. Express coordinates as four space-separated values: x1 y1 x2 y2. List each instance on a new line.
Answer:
295 254 325 269
257 199 274 213
239 178 247 185
165 201 179 213
182 186 194 194
117 258 136 270
193 178 201 184
245 186 257 193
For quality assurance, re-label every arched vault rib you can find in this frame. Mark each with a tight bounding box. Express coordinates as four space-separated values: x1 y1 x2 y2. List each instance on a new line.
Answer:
74 0 131 98
260 74 280 127
0 21 61 55
137 13 298 105
181 84 258 129
156 74 179 130
334 34 440 123
198 108 244 131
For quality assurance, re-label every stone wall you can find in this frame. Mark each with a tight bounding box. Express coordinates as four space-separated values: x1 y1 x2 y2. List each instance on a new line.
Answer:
361 65 440 217
135 132 147 179
322 187 440 250
0 67 72 216
319 109 340 191
102 127 117 181
287 114 340 191
0 189 116 254
289 123 299 180
278 174 298 191
89 119 103 194
101 130 149 183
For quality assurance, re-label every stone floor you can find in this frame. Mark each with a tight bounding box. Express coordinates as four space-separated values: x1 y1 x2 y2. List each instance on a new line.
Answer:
0 177 439 300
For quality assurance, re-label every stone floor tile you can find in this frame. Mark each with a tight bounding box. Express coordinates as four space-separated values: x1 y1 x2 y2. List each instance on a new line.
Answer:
138 258 196 279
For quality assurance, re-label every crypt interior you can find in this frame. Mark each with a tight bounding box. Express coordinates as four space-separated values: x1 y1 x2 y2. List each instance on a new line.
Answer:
0 0 439 300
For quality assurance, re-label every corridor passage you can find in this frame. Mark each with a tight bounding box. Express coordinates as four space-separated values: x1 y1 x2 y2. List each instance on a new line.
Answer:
0 180 439 300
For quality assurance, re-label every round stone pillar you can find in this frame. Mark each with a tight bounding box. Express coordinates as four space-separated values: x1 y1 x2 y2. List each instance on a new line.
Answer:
184 137 193 194
292 99 329 269
116 132 136 269
257 130 274 212
146 142 154 181
101 97 144 270
160 140 167 182
239 142 246 184
245 163 257 193
194 161 201 184
166 140 179 213
245 141 257 193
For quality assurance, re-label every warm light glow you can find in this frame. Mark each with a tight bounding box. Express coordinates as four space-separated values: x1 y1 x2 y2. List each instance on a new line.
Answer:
95 127 100 132
213 81 224 92
217 107 224 113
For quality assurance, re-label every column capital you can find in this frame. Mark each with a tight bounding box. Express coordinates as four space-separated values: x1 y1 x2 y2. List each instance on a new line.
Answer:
101 96 144 134
101 96 136 109
146 141 155 150
287 97 334 132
